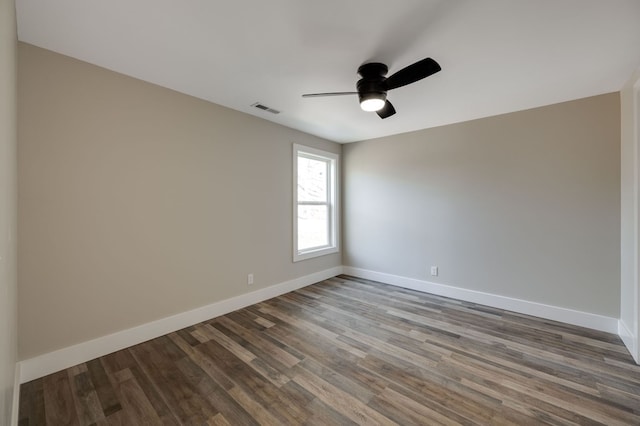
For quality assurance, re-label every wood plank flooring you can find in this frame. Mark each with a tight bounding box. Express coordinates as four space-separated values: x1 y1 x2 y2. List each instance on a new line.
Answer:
19 275 640 425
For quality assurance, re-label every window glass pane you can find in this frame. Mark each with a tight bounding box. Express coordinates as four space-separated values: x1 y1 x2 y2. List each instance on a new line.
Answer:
297 205 329 250
298 156 328 202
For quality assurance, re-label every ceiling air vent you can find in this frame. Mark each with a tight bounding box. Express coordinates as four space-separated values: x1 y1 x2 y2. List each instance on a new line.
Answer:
251 102 280 114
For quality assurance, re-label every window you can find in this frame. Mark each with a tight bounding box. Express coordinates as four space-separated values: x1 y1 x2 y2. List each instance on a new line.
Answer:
293 144 339 261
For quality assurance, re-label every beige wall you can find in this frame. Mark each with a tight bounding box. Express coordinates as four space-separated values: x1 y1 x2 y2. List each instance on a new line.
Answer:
0 0 18 422
344 93 620 317
15 40 625 362
18 43 341 359
620 68 640 361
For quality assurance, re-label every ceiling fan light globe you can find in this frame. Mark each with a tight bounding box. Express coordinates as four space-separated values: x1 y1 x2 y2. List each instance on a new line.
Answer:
360 98 385 112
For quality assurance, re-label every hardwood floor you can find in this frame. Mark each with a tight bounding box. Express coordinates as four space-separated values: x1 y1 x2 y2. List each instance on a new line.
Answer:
19 275 640 425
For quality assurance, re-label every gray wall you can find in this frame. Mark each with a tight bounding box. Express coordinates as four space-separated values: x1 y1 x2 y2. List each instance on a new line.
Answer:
0 0 18 422
344 93 620 317
18 43 341 360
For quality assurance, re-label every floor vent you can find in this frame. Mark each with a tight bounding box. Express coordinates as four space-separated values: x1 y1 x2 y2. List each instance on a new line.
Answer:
251 102 280 114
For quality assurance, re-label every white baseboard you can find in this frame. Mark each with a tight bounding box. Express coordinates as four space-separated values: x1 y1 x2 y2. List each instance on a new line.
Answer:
619 319 639 364
19 266 342 383
342 266 619 334
11 362 20 426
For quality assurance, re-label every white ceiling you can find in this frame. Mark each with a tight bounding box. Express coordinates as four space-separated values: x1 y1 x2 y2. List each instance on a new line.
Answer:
15 0 640 143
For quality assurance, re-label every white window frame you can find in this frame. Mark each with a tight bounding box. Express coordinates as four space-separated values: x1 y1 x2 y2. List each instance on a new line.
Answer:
293 144 340 262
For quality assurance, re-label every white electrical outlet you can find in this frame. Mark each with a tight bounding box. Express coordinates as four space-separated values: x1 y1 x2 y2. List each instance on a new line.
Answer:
430 266 438 276
248 273 254 285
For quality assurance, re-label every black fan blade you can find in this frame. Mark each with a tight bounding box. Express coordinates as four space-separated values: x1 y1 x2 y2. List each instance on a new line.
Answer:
376 100 396 119
384 58 441 91
302 92 358 98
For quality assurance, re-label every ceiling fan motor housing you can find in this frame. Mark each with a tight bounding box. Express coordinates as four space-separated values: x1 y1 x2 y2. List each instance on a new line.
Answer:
357 62 388 79
357 62 388 103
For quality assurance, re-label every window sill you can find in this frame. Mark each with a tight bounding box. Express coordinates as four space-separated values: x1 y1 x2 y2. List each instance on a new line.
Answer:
293 246 339 262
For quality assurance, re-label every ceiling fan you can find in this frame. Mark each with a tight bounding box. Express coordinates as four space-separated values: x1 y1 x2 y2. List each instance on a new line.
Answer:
302 57 441 119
